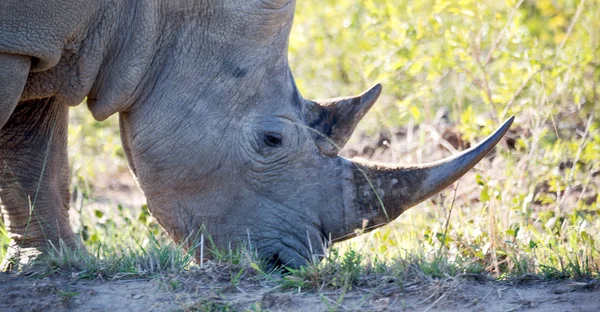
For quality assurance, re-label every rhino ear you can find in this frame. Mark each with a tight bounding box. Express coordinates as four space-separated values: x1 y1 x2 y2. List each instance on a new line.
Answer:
305 84 382 156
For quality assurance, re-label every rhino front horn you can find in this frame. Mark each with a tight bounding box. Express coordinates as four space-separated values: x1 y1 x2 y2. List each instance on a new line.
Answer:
332 116 515 241
305 84 382 156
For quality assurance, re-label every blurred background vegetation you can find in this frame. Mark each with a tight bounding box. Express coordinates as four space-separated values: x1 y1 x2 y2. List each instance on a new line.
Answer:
2 0 599 278
290 0 599 278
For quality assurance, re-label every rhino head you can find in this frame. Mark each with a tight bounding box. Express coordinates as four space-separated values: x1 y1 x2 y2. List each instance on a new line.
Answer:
108 1 512 268
0 0 512 269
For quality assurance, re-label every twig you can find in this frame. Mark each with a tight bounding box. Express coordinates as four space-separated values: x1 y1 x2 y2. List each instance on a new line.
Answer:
482 289 494 301
465 289 494 308
505 303 524 312
424 290 448 312
557 113 594 212
484 0 525 66
438 183 459 256
513 287 524 301
540 72 561 140
500 68 543 119
200 234 204 268
416 293 437 305
556 0 586 56
475 56 494 106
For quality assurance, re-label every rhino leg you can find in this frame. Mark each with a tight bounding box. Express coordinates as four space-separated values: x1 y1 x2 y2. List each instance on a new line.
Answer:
0 98 77 271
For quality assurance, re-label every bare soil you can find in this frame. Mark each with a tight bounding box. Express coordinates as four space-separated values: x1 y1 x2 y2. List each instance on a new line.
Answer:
1 271 599 311
3 122 599 311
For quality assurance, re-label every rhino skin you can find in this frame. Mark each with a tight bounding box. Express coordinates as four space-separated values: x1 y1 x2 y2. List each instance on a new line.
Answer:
0 0 513 270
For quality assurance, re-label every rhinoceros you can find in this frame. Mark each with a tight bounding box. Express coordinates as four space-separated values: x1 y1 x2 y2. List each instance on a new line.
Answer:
0 0 513 270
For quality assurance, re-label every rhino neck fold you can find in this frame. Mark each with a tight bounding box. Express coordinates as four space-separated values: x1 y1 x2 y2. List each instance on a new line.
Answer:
87 0 168 120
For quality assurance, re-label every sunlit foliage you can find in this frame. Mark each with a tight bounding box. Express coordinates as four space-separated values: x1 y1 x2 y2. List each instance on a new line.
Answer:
2 0 599 278
290 0 599 278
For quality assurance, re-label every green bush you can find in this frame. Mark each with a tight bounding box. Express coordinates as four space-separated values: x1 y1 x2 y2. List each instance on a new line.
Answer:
1 0 599 279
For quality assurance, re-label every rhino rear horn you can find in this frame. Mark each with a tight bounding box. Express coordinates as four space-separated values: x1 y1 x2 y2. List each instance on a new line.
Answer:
305 84 382 156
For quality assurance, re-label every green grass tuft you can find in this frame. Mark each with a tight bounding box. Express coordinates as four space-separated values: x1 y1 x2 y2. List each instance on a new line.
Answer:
1 0 599 287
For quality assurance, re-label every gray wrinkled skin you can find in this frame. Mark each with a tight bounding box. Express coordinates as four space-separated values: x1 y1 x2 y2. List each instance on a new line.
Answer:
0 0 512 270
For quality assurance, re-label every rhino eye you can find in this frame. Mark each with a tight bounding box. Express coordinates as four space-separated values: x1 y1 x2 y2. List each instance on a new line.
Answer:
264 132 283 147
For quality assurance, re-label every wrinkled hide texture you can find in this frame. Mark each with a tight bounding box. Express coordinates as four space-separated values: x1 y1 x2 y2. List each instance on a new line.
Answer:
0 0 512 270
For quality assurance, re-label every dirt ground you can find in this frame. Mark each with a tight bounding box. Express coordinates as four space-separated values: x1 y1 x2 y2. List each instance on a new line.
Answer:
3 122 599 311
1 271 600 311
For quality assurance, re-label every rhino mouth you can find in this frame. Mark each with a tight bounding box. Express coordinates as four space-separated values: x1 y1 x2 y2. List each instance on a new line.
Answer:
250 223 328 270
264 247 317 271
